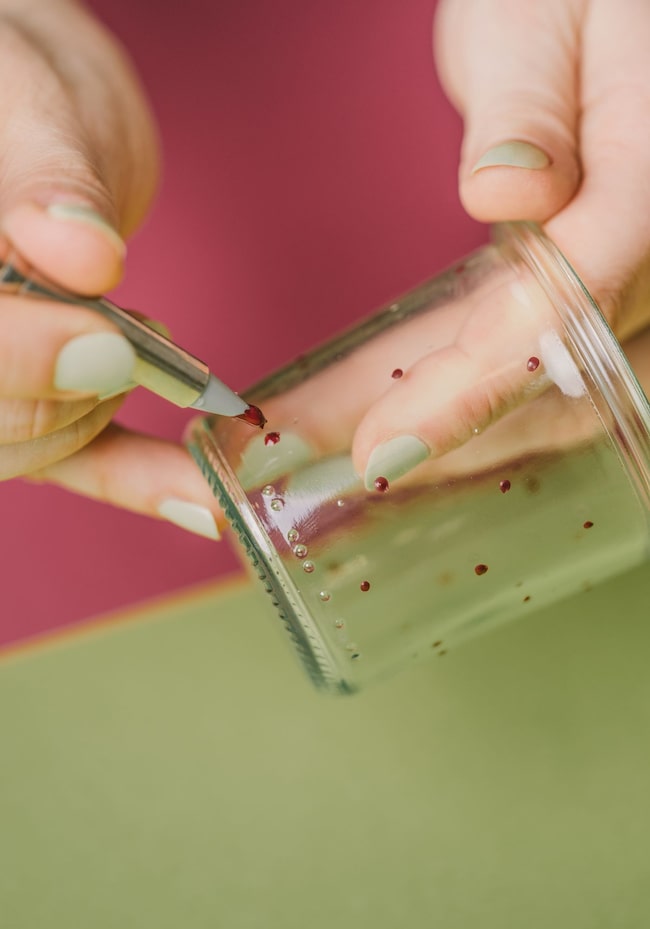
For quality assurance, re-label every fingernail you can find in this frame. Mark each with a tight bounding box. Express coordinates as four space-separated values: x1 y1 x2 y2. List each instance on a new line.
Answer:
47 203 126 256
471 140 550 174
157 499 220 539
237 431 315 490
364 435 429 490
285 454 361 498
54 332 136 395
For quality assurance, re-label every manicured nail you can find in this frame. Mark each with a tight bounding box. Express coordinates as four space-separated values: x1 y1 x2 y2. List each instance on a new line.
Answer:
364 435 429 490
237 431 315 490
157 499 220 539
471 140 550 174
286 454 361 498
54 332 136 396
47 203 126 256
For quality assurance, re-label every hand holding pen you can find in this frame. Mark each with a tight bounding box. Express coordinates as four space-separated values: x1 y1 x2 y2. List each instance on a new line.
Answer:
0 0 236 539
0 228 266 538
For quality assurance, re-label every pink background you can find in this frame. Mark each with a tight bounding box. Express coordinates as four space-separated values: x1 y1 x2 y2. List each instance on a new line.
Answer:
0 0 485 646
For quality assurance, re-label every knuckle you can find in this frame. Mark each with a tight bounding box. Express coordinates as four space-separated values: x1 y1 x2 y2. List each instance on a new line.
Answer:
0 398 51 443
0 397 96 444
0 401 112 481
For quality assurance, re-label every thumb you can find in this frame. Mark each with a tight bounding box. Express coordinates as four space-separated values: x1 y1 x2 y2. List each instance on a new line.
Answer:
434 0 582 223
0 181 126 296
0 111 126 294
0 24 135 295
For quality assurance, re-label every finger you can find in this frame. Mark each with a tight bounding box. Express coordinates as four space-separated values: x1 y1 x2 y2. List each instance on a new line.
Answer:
31 423 222 540
0 395 124 481
0 6 158 292
434 0 582 222
227 303 467 490
355 316 650 491
352 279 562 488
545 0 650 335
0 294 135 399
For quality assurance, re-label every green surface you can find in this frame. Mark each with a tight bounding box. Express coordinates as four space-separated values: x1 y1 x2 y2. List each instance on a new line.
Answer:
1 567 650 928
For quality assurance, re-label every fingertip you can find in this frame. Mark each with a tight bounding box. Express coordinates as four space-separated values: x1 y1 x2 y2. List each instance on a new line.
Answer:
2 200 126 294
361 434 430 491
460 140 581 223
157 498 221 540
40 424 226 535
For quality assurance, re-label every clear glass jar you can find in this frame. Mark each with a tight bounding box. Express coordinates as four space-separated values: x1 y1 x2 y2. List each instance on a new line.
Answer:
187 222 650 693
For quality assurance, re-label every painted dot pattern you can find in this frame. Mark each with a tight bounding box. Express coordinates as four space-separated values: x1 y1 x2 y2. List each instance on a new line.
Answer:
474 563 489 576
264 431 281 446
526 356 540 372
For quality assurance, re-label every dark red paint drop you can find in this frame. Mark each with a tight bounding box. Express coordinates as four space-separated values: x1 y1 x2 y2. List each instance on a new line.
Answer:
526 356 540 372
360 580 370 592
391 368 403 379
373 476 389 493
264 431 281 446
583 520 594 529
499 479 511 494
237 404 267 428
474 563 489 576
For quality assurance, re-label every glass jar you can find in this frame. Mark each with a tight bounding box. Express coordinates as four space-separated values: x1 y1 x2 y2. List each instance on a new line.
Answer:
187 222 650 693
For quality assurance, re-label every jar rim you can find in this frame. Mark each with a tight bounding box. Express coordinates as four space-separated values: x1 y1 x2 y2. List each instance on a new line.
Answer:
495 221 650 513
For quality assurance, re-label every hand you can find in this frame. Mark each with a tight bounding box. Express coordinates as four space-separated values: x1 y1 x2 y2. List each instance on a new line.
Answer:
344 0 650 486
0 0 220 539
434 0 650 338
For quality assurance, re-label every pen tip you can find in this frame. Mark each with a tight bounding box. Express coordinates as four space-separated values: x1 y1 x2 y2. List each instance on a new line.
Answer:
236 404 267 429
192 374 249 416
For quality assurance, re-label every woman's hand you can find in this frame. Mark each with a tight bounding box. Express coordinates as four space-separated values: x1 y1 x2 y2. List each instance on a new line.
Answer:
347 0 650 487
434 0 650 338
0 0 220 538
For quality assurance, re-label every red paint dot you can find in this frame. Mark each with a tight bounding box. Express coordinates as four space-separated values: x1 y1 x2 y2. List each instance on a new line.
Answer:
474 563 489 576
360 580 371 592
264 431 281 446
526 356 540 372
523 595 531 603
373 476 389 493
237 404 267 428
391 368 403 379
499 479 511 494
583 520 594 529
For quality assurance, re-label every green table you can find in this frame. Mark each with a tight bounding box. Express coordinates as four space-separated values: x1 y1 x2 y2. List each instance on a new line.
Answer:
2 566 649 928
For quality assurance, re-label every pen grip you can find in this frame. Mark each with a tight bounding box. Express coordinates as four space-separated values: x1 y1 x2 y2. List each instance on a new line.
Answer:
0 261 210 407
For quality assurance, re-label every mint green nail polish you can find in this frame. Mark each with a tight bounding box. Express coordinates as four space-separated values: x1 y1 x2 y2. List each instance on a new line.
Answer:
47 203 126 255
471 141 550 174
237 432 315 490
364 435 429 490
54 332 136 396
158 499 220 539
